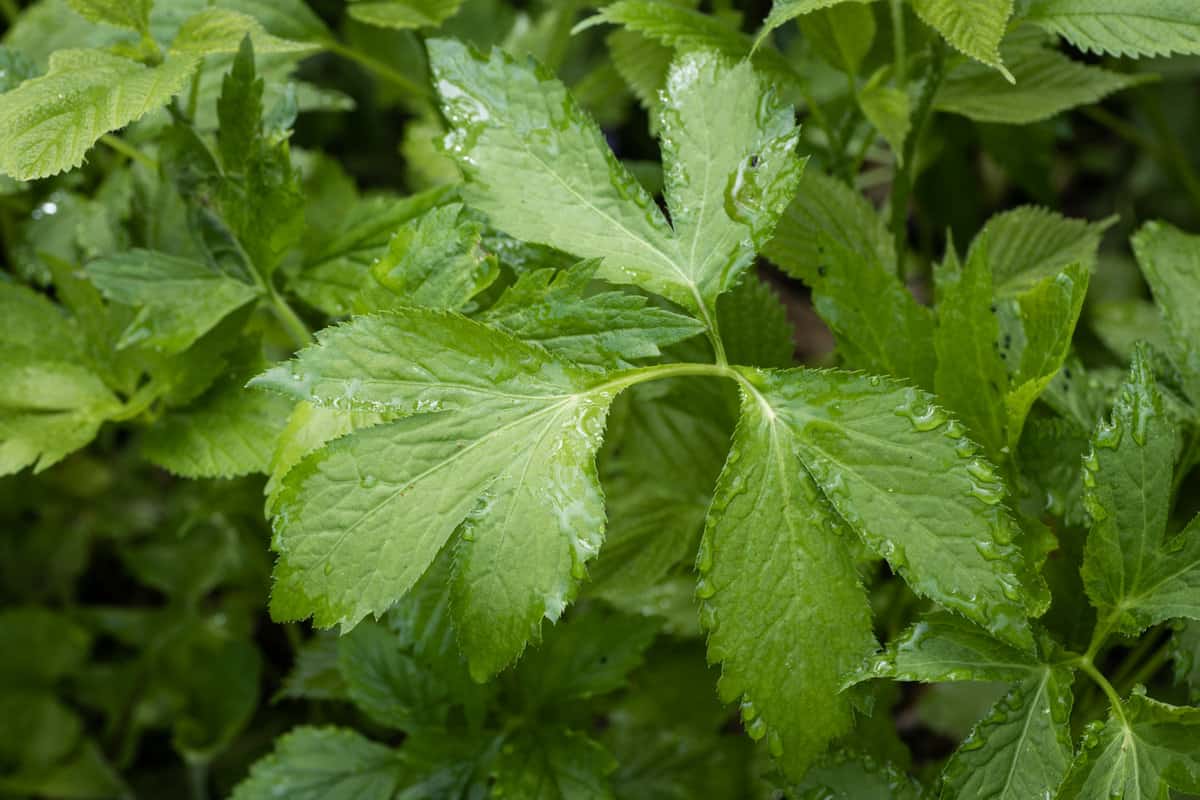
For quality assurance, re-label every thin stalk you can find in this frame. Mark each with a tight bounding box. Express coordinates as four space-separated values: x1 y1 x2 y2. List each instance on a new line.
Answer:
1108 628 1165 691
889 0 907 85
323 39 434 101
186 59 206 121
889 42 945 274
268 287 312 350
1140 92 1200 217
100 135 158 171
187 761 209 800
1116 641 1173 697
1080 660 1128 725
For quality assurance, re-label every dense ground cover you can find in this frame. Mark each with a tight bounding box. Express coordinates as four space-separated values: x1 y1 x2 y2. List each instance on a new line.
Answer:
2 1 1200 797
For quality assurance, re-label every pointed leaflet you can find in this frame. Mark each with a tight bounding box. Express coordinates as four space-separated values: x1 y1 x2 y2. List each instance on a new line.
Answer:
478 261 705 369
737 367 1036 649
939 667 1074 800
762 171 935 387
428 40 801 325
254 310 622 679
0 49 196 180
797 4 877 75
230 726 406 800
755 0 874 48
348 0 463 30
698 379 876 779
935 28 1146 125
1132 221 1200 404
1027 0 1200 58
65 0 152 33
910 0 1014 77
1056 691 1200 799
86 250 259 355
1082 348 1200 634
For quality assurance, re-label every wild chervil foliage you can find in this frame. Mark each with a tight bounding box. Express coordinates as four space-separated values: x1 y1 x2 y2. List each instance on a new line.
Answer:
3 0 1200 797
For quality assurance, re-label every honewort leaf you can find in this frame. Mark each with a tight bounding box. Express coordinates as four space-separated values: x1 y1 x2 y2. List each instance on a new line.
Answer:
939 666 1074 800
935 28 1146 125
86 250 260 355
1026 0 1200 59
698 378 877 779
910 0 1014 77
1132 221 1200 404
256 309 624 678
428 39 802 342
478 261 706 369
0 49 196 180
65 0 152 33
763 171 935 387
229 726 406 800
737 367 1037 650
1081 347 1200 634
1056 690 1200 800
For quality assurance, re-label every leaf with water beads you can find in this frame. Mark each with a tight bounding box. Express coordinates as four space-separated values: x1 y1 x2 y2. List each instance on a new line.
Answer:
1081 346 1200 635
736 367 1040 651
255 309 624 679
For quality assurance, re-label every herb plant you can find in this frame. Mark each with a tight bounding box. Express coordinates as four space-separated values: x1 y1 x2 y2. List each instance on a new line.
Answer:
2 1 1200 798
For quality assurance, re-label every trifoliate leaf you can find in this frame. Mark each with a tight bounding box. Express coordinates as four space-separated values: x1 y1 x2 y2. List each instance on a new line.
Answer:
935 29 1146 125
910 0 1014 77
939 666 1074 800
491 728 616 800
254 309 623 679
762 171 935 387
0 49 196 180
479 261 705 369
698 376 877 779
347 0 464 30
1081 347 1200 634
65 0 152 33
429 40 801 334
1132 221 1200 404
1056 691 1200 800
86 250 259 355
738 367 1036 650
230 726 406 800
1026 0 1200 58
361 203 497 312
169 8 314 56
849 614 1040 685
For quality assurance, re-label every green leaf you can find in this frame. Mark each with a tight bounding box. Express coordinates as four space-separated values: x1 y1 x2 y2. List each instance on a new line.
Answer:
799 4 877 75
858 80 911 162
793 752 923 800
755 0 875 48
606 29 672 126
850 614 1040 685
292 187 456 317
479 261 705 369
1170 621 1200 703
86 250 259 354
0 607 92 684
491 728 616 800
65 0 152 33
428 40 801 325
217 36 264 175
762 171 935 387
0 359 120 475
348 0 464 30
935 29 1146 125
0 49 196 180
1132 221 1200 404
230 726 406 800
143 367 292 478
698 375 877 778
362 203 497 312
0 284 87 363
933 242 1010 462
939 666 1074 800
338 621 455 730
739 367 1036 650
911 0 1014 77
254 310 620 678
169 8 314 56
717 275 795 369
1056 691 1200 799
217 0 331 42
1026 0 1200 58
1081 348 1200 634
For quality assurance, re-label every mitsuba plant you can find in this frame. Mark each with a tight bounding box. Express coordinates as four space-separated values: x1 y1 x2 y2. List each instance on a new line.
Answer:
4 0 1200 797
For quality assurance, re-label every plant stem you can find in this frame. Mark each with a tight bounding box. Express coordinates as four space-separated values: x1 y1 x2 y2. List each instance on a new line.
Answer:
889 0 907 85
100 135 158 171
1080 660 1127 725
323 39 434 101
187 761 209 800
889 41 945 275
268 288 312 350
1117 641 1173 697
1108 628 1164 691
1140 92 1200 217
